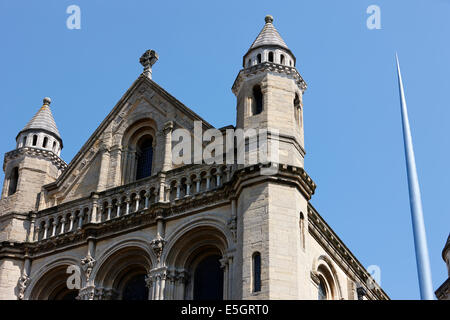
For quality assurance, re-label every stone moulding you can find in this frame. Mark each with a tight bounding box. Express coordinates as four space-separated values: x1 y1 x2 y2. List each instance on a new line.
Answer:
4 147 67 171
232 61 307 95
307 203 389 300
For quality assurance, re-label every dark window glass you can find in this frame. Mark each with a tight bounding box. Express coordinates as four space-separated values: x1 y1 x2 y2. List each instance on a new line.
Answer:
268 51 274 62
194 255 223 300
8 167 19 196
32 135 37 146
253 85 263 115
318 278 327 300
280 54 285 65
43 137 48 148
22 136 27 147
257 54 261 64
122 274 148 300
253 252 261 292
136 137 153 180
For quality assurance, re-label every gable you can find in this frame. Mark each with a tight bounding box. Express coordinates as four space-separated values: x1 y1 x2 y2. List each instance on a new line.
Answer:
42 75 214 207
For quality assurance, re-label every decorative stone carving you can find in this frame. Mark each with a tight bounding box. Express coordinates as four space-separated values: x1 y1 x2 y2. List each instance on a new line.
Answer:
227 216 237 242
81 254 96 282
150 234 166 262
140 50 159 79
77 285 95 300
17 275 30 300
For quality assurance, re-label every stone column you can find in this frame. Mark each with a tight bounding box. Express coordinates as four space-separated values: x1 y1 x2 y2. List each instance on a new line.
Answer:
96 144 110 192
28 213 36 242
162 121 174 172
220 257 229 300
90 194 99 223
110 145 122 187
60 217 66 235
158 173 166 202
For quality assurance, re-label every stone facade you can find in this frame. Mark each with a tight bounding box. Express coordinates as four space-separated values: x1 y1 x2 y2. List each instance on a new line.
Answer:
435 235 450 300
0 16 389 300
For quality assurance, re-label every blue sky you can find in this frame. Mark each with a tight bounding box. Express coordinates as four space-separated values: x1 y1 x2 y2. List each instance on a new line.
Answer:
0 0 449 299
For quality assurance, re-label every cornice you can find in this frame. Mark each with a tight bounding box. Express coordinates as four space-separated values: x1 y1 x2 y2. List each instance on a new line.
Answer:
435 277 450 300
4 147 67 171
307 203 390 300
232 62 307 95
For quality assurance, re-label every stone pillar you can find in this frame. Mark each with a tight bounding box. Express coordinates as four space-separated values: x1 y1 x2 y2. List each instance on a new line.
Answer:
90 194 99 223
220 257 229 300
185 178 191 197
97 144 110 192
51 219 57 237
60 217 66 235
162 121 173 172
110 145 122 187
69 213 75 231
27 213 36 242
158 173 166 202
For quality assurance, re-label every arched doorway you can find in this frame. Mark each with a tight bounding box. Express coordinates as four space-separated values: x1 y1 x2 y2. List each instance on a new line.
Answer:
193 255 223 300
30 264 79 300
93 245 153 300
121 273 148 300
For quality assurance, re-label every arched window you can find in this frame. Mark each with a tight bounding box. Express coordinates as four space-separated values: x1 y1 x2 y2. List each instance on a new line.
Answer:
252 85 263 115
268 51 274 62
280 54 285 65
253 252 261 292
43 136 48 148
22 136 27 147
32 135 38 146
135 136 153 180
294 93 301 125
193 255 223 300
8 167 19 196
52 141 57 152
257 54 262 64
318 277 327 300
299 212 305 250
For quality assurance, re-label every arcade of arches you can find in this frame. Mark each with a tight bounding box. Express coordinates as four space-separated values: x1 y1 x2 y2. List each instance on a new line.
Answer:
28 226 230 300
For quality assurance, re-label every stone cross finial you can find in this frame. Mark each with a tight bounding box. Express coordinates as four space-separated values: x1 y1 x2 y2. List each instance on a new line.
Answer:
140 49 159 79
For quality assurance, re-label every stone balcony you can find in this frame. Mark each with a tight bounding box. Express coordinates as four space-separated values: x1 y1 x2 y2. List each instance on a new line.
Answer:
32 163 234 243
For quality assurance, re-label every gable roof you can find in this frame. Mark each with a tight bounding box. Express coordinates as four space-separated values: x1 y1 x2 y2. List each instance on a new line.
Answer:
44 74 214 191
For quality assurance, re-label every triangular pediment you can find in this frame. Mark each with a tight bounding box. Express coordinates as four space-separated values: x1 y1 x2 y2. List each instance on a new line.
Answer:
42 74 214 206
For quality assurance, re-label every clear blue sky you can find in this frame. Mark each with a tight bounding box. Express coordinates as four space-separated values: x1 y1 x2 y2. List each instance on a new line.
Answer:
0 0 449 299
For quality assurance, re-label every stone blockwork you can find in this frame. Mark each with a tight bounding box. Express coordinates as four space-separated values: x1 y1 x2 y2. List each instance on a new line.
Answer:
0 16 390 301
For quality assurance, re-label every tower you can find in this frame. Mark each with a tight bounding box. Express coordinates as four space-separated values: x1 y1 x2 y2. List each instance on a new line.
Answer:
0 97 66 241
233 16 314 299
232 15 307 167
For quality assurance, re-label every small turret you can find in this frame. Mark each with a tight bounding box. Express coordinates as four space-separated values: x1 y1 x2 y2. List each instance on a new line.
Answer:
0 97 66 221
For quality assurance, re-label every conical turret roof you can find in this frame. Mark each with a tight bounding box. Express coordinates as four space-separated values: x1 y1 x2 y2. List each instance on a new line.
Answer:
248 15 289 51
19 97 61 140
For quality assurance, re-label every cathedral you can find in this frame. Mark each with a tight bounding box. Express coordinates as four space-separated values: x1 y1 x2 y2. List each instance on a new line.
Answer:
0 16 389 300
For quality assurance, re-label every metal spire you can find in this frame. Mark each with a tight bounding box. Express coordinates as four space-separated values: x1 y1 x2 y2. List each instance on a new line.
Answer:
395 53 434 300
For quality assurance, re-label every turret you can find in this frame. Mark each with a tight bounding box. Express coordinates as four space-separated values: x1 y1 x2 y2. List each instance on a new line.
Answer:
232 15 307 167
0 97 66 223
